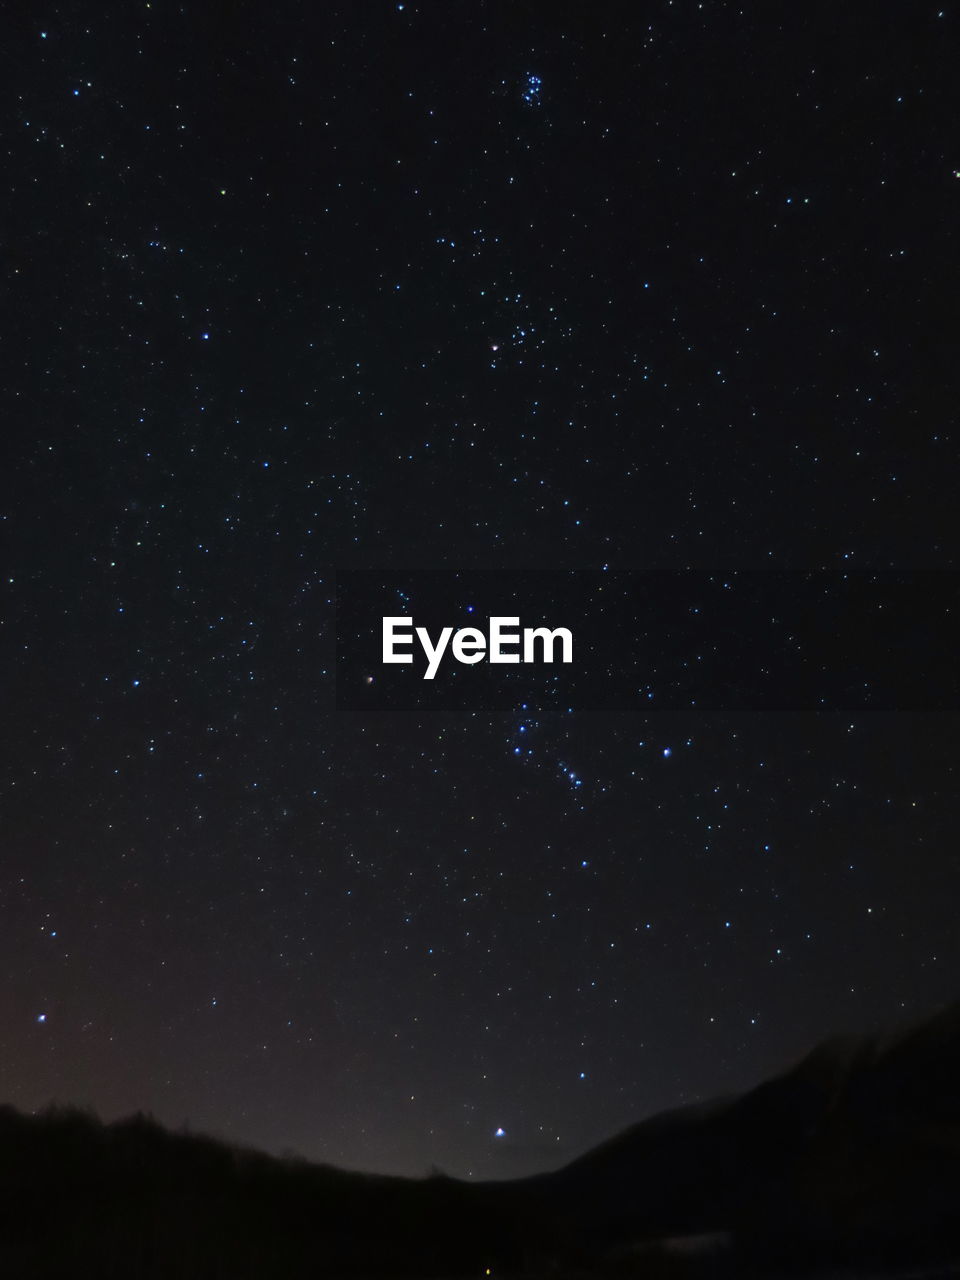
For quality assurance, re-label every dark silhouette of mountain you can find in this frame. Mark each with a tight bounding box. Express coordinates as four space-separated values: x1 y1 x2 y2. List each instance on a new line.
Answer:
522 998 960 1271
2 1001 960 1277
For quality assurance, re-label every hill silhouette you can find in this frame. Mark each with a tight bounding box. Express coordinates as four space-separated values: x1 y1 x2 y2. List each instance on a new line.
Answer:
2 1001 960 1278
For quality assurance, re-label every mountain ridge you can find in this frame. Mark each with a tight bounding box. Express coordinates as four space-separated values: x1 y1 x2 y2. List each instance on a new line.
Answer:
2 999 959 1276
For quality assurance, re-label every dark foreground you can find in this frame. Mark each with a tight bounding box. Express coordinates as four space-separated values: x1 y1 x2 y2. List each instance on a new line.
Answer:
2 1001 960 1278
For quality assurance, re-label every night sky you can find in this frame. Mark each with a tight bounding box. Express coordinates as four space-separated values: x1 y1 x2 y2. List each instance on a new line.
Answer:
3 2 959 1181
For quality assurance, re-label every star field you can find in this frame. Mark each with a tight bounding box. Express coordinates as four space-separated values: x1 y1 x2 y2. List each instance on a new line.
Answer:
2 2 959 1180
